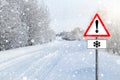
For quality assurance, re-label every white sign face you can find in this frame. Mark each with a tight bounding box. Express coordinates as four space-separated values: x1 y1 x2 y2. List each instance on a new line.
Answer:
87 40 106 49
86 18 108 35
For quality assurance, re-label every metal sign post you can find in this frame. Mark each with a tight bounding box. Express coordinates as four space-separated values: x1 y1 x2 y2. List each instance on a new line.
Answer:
94 37 99 80
95 48 98 80
95 38 98 80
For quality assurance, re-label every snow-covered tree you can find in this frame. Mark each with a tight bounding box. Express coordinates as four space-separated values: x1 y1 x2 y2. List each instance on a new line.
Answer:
98 4 120 54
0 0 55 51
59 27 83 41
0 0 28 50
20 0 55 45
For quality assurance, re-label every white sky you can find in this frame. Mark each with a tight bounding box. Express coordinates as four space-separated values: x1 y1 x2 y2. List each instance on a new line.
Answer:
42 0 120 33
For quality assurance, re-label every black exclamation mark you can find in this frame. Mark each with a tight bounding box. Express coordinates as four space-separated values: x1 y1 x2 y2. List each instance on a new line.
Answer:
95 20 99 33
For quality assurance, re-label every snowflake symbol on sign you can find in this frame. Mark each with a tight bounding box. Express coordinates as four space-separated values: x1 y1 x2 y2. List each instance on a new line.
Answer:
93 41 100 48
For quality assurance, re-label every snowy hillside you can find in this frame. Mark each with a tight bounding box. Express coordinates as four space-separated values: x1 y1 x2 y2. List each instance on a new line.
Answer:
0 40 120 80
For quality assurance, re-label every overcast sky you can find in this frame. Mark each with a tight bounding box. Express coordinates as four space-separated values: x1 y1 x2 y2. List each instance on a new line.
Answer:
42 0 119 33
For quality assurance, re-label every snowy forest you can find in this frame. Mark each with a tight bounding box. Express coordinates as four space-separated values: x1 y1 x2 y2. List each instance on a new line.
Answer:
0 0 55 51
0 0 120 56
98 5 120 55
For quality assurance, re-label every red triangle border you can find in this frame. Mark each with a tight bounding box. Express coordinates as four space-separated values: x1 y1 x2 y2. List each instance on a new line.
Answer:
83 13 110 38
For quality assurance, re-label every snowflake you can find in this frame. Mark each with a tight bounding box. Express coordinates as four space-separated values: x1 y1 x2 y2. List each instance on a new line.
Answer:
19 41 22 44
22 76 28 80
22 13 25 16
0 10 2 12
114 42 117 46
74 71 78 74
106 20 112 24
31 39 35 43
82 57 85 61
5 40 9 43
100 73 104 77
89 51 93 55
26 8 30 11
20 32 24 35
24 0 29 2
11 9 15 12
0 15 3 18
116 60 120 65
72 74 76 78
58 69 62 72
98 1 102 5
78 44 81 47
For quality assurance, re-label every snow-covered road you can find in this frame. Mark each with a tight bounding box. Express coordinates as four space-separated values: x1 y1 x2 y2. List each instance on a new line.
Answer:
0 40 120 80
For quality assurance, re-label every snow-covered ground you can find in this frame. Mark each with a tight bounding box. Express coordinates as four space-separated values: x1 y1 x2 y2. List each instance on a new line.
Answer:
0 40 120 80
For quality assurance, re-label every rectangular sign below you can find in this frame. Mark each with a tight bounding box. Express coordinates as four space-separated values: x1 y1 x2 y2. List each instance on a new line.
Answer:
87 40 106 49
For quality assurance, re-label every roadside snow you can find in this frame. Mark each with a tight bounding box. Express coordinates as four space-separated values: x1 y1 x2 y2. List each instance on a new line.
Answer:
0 40 120 80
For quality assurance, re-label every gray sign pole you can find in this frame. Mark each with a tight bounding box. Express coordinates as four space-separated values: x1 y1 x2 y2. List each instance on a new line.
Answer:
95 48 98 80
95 37 98 80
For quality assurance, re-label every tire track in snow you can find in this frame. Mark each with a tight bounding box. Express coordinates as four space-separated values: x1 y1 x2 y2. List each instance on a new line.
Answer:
0 50 56 80
14 51 62 80
0 49 47 71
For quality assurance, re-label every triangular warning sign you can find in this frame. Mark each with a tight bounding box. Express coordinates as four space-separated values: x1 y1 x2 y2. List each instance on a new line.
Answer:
84 13 110 37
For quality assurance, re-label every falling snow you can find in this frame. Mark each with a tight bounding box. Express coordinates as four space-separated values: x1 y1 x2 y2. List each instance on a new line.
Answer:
0 0 120 80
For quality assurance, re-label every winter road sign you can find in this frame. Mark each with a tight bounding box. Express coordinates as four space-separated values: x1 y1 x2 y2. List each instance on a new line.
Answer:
83 13 110 37
83 13 110 80
87 40 106 48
